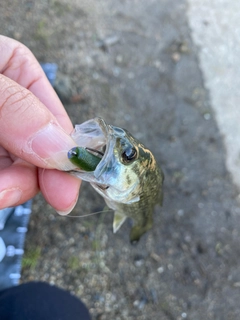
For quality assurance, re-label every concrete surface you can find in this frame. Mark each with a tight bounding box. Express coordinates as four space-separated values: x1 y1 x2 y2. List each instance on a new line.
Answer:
188 0 240 190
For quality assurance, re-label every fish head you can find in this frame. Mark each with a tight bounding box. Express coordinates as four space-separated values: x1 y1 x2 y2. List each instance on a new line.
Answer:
69 117 159 205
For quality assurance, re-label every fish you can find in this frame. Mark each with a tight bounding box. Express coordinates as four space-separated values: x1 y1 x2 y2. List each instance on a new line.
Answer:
68 117 164 243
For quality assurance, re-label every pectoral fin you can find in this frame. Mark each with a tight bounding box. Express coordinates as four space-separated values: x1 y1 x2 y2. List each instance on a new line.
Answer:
113 211 127 233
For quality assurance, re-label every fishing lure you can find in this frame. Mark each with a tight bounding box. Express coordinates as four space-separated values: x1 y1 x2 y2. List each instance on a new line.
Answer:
68 117 164 242
68 147 101 172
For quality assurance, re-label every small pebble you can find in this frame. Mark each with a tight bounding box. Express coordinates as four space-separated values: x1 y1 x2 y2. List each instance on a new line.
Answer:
157 266 164 274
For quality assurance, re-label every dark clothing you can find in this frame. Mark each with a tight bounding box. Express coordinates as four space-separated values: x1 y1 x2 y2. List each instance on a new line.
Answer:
0 282 91 320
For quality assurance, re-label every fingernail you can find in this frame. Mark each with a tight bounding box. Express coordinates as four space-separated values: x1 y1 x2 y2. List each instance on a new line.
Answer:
29 122 77 171
0 188 22 209
55 197 78 216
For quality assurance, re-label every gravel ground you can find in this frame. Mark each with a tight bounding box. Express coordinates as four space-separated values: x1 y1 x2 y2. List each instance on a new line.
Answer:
1 1 240 319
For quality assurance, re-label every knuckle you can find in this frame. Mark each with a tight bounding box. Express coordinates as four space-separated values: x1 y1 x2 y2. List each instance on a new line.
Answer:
0 76 50 144
0 77 37 124
0 86 32 117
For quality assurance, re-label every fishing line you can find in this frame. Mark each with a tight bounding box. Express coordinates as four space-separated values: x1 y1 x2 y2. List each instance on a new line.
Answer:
64 209 112 218
41 167 112 218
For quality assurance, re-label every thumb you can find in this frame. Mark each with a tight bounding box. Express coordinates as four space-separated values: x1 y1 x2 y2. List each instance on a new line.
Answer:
0 75 77 171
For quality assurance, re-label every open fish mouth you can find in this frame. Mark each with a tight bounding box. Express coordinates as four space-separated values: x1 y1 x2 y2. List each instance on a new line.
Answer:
69 117 118 186
71 118 109 158
84 147 104 158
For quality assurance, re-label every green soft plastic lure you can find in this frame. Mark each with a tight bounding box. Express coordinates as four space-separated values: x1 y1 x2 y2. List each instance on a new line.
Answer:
68 147 101 171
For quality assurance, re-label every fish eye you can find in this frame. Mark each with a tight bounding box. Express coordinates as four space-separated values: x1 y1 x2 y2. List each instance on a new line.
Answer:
121 147 137 164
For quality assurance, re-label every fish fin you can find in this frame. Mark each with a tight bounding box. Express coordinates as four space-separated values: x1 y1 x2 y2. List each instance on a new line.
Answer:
130 225 144 244
113 211 127 233
103 205 109 212
130 211 153 244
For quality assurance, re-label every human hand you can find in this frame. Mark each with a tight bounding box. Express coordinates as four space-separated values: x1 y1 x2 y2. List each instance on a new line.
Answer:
0 35 81 214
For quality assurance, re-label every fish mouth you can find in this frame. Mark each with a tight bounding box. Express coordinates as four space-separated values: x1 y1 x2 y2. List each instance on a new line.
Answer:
69 117 117 186
70 118 109 161
85 147 104 158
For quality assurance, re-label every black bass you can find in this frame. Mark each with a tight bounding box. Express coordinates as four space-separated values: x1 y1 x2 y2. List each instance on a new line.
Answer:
68 118 164 242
